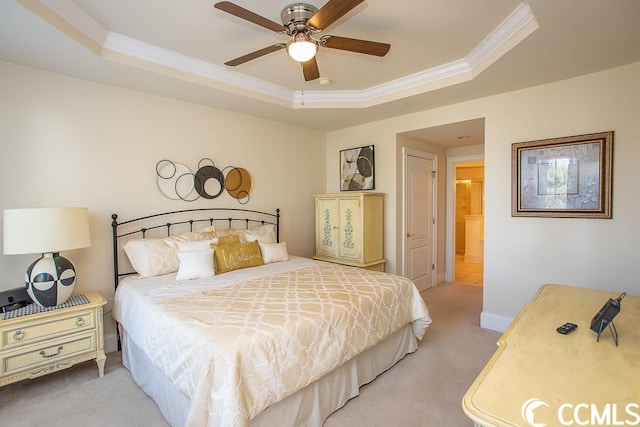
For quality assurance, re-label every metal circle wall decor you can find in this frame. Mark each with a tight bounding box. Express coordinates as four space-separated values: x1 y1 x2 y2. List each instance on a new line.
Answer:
156 159 175 179
198 158 215 168
224 166 253 204
156 160 196 201
155 159 253 203
175 172 200 202
194 164 225 199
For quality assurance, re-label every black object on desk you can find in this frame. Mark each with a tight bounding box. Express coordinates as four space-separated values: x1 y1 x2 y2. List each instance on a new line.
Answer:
557 322 578 334
590 292 626 345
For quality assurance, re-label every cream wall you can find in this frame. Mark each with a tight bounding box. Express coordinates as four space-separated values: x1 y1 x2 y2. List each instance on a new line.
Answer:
320 124 416 274
447 144 485 159
325 117 479 276
327 61 640 331
2 57 639 340
0 61 326 346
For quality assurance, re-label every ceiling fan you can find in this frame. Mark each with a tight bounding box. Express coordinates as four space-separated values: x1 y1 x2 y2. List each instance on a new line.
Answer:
214 0 391 82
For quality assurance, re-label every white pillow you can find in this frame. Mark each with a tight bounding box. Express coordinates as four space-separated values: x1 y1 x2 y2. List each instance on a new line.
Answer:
176 249 215 280
123 232 200 278
259 242 289 263
244 224 277 244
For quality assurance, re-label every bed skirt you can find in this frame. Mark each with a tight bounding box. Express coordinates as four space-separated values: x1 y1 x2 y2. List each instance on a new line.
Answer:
120 323 418 427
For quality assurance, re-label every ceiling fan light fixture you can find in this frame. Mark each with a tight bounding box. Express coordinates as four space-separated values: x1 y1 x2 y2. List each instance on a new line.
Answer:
287 33 317 62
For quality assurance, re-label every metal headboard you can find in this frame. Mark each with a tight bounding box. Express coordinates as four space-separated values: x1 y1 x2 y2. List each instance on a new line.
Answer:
111 207 280 290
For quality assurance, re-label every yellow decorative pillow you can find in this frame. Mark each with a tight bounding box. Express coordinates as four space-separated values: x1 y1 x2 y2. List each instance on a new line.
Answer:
215 234 241 245
211 241 264 274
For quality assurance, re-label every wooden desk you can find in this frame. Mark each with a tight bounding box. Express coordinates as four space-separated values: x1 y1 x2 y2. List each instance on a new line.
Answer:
463 284 640 427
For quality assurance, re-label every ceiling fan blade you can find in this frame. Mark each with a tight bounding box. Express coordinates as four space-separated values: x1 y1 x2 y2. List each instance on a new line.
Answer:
308 0 364 30
225 44 285 66
322 36 390 57
303 57 320 81
214 1 287 33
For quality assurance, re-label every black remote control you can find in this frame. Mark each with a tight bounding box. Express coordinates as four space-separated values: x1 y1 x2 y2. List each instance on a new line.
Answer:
557 322 578 334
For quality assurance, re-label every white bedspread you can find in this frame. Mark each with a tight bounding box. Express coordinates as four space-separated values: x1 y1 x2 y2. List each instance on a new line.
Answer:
113 257 431 427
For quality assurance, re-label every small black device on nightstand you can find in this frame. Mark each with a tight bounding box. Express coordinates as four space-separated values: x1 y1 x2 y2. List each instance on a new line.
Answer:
0 287 32 313
556 322 577 334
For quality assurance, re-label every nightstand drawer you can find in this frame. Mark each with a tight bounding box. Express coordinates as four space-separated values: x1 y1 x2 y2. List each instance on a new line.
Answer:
0 292 107 386
1 332 96 376
2 311 94 350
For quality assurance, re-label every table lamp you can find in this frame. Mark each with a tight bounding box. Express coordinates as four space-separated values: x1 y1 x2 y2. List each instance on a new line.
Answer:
3 207 91 307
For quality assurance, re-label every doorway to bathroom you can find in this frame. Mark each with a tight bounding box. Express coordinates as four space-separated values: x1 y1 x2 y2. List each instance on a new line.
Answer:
454 162 484 286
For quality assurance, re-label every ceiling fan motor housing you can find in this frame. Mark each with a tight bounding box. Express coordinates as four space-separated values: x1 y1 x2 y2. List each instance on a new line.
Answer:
216 0 390 81
281 3 319 32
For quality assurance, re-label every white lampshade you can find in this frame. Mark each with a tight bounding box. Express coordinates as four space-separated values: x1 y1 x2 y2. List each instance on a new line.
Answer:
3 208 91 307
3 207 91 255
287 33 317 62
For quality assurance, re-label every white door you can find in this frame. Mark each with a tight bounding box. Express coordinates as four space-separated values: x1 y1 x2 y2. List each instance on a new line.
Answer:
405 152 436 291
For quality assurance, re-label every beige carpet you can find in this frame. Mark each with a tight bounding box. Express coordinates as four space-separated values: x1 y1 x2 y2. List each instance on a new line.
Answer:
0 282 500 427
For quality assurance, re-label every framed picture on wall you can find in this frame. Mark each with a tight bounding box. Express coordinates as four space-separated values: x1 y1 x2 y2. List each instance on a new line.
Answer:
340 145 375 191
511 131 613 218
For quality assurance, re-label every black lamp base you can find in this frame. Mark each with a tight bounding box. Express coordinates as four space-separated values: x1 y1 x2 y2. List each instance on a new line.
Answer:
25 252 77 307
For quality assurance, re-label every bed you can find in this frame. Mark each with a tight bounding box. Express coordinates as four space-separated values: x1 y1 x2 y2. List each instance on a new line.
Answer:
111 208 431 427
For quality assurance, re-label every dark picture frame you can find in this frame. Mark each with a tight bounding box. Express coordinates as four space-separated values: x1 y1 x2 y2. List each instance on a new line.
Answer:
512 131 613 218
340 145 375 191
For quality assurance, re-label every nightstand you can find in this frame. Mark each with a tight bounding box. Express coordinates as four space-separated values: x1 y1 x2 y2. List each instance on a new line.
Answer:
0 291 107 387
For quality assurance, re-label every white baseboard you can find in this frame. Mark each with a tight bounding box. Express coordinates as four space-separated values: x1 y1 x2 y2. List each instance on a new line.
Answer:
105 332 119 354
480 311 513 333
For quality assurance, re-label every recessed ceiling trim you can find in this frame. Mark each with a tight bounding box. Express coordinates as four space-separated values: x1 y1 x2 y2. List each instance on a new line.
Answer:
466 2 539 75
18 0 297 107
103 33 295 107
18 0 537 110
292 2 538 108
293 59 472 108
18 0 108 55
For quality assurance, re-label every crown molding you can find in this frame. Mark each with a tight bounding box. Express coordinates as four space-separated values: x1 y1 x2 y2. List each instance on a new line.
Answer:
17 0 537 110
294 2 538 108
103 33 295 107
18 0 107 54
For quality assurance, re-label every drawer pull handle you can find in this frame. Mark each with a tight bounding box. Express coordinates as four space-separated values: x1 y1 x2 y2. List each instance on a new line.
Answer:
13 330 25 341
76 317 85 327
40 346 63 358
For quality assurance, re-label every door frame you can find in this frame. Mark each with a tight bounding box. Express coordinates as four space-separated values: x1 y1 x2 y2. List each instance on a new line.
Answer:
445 153 484 282
401 147 437 288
